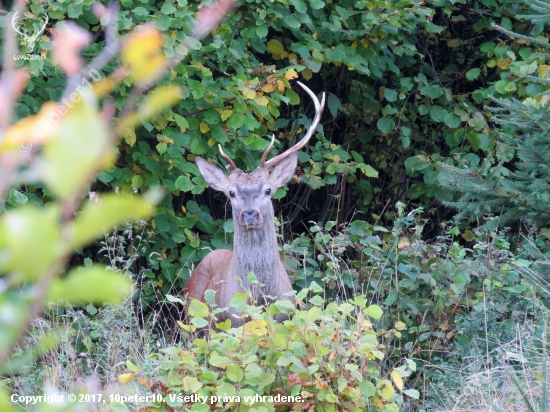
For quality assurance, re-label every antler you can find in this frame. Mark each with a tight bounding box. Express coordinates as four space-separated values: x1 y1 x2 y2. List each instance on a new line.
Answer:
218 144 237 172
262 81 325 169
259 134 275 167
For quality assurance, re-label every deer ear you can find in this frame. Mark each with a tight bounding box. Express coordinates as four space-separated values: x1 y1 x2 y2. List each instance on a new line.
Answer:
268 152 298 188
196 157 230 192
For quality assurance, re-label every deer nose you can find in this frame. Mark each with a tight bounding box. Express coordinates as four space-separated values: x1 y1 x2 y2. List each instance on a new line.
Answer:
241 210 260 225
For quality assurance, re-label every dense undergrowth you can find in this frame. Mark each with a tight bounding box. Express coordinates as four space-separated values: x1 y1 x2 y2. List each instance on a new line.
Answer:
5 212 550 411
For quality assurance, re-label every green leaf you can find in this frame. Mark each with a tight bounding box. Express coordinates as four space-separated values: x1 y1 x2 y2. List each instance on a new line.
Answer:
359 380 376 398
359 164 379 178
429 105 447 122
444 112 461 128
131 175 143 190
304 175 323 189
203 109 221 125
67 3 83 18
175 175 194 191
226 113 245 129
327 93 343 117
188 299 209 318
174 114 189 129
404 389 420 399
226 364 244 382
183 376 202 392
71 194 154 249
256 25 268 38
210 352 231 367
364 305 383 319
310 0 324 9
422 85 444 99
43 90 114 200
384 88 398 102
133 6 148 16
0 205 61 281
495 80 517 94
6 189 28 206
377 117 395 134
160 2 177 14
292 0 307 12
465 68 481 81
47 266 132 304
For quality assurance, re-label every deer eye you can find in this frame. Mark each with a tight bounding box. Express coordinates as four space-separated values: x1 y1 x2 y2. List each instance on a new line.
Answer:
265 188 271 195
229 191 236 198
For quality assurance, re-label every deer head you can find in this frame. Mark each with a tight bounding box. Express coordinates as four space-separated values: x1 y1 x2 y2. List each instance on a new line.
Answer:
195 82 325 230
12 11 49 54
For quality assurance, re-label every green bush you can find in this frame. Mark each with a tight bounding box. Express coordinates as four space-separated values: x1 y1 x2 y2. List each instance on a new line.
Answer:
122 286 418 411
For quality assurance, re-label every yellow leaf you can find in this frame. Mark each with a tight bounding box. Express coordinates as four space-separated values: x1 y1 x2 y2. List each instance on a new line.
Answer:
200 122 210 133
221 109 233 121
276 80 285 92
539 65 550 79
208 138 216 146
377 379 395 400
391 370 404 391
398 238 410 250
118 373 137 384
262 83 276 93
394 321 407 331
285 68 298 80
267 39 284 59
254 94 269 106
242 87 256 99
302 67 313 80
496 58 511 70
122 25 165 84
1 102 59 151
361 39 369 48
372 395 384 409
126 360 140 372
243 319 267 335
122 126 136 147
446 38 462 47
160 135 174 144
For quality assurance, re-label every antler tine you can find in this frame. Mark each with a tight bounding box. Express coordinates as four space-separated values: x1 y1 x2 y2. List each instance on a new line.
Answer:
259 134 275 167
218 144 237 172
263 81 325 169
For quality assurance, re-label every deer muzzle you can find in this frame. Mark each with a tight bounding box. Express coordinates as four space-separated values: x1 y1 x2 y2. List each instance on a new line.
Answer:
240 209 262 228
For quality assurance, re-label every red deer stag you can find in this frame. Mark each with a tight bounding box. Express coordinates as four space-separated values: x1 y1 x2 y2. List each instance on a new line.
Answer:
183 82 325 328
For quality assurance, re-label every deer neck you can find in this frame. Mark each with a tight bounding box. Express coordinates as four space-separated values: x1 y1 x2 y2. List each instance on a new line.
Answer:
232 208 280 296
